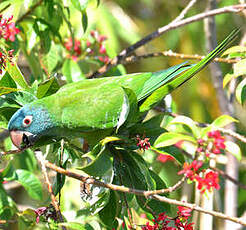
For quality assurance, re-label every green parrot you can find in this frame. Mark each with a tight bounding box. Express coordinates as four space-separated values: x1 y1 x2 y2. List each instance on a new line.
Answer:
7 30 238 149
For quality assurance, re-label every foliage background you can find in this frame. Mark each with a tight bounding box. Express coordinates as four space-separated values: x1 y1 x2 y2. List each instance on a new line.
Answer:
0 0 246 229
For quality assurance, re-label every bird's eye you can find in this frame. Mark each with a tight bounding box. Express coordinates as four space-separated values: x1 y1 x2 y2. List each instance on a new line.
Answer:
23 116 33 127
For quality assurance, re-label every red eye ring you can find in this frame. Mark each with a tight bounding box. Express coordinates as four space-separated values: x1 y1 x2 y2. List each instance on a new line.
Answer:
24 118 30 125
23 116 33 127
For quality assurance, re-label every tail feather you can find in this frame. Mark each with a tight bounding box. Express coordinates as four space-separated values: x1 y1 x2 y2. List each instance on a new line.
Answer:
139 29 240 113
137 62 191 101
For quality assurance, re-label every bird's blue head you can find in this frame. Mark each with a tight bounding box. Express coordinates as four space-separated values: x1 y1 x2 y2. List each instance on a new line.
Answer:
8 104 54 149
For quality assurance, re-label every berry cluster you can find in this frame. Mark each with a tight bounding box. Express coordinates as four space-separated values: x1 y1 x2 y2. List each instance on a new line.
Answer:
34 206 57 224
142 206 193 230
178 160 220 193
64 38 82 61
136 135 151 151
64 30 109 63
0 15 20 42
197 130 225 157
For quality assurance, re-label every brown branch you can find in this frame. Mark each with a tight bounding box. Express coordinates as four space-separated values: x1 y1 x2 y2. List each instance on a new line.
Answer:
43 161 246 226
35 151 66 230
124 51 238 65
0 4 11 14
151 195 246 226
45 161 183 196
172 0 198 23
2 147 246 226
89 3 246 78
16 0 44 24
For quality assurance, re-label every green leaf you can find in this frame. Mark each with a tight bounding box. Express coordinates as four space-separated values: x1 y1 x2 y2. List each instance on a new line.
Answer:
36 77 60 99
98 191 120 227
62 59 85 83
154 132 196 148
225 141 242 161
14 169 43 200
71 0 88 11
234 59 246 77
79 144 113 178
223 73 235 88
0 186 16 219
59 222 86 229
0 72 17 88
41 42 61 74
82 10 88 32
0 87 20 96
6 61 30 90
222 46 246 56
212 115 238 127
152 146 185 165
116 149 170 214
236 78 246 104
167 116 200 138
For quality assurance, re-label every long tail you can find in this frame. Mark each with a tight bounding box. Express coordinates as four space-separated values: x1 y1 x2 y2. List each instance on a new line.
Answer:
139 29 240 113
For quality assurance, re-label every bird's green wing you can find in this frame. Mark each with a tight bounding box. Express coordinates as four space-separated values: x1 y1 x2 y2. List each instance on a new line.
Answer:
140 29 240 112
40 82 127 132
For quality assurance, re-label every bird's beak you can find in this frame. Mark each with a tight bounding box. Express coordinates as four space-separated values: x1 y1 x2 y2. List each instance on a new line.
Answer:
9 130 34 149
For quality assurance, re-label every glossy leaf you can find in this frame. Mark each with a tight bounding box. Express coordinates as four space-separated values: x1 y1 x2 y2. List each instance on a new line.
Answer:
82 10 88 32
14 170 43 200
223 73 235 88
37 77 60 99
222 46 246 56
225 141 242 161
234 59 246 77
152 146 185 165
98 191 120 227
0 186 16 219
59 222 86 229
79 144 113 177
41 43 61 74
212 115 238 127
6 61 30 90
0 72 17 88
0 87 19 96
71 0 88 11
167 116 200 138
236 77 246 104
62 59 85 83
154 132 196 148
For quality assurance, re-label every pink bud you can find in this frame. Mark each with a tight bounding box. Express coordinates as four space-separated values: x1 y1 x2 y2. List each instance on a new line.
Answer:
99 44 106 54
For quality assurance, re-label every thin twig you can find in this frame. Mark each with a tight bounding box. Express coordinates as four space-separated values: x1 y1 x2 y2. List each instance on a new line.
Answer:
151 195 246 226
211 167 246 190
43 161 246 226
16 0 44 24
172 0 199 23
89 3 246 78
0 4 11 14
35 151 66 230
2 148 246 226
124 51 238 65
